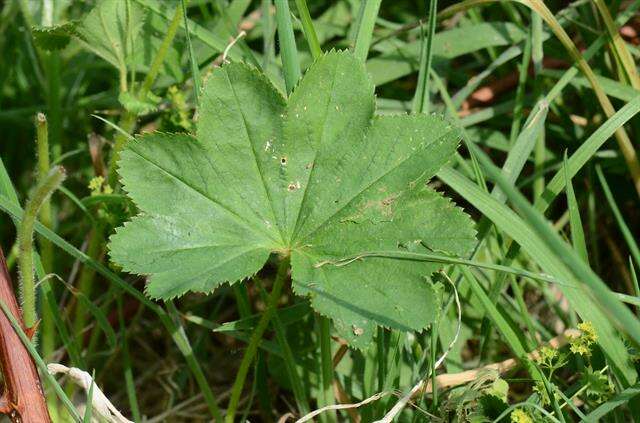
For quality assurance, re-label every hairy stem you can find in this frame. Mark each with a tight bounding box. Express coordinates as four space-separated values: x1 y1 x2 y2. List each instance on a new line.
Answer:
18 166 66 331
34 113 57 359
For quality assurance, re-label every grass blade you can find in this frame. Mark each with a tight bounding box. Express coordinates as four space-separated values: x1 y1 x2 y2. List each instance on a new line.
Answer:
353 0 381 62
274 0 301 94
469 142 640 377
596 165 640 272
294 0 322 59
593 0 640 88
439 163 638 384
0 196 223 420
538 95 640 212
412 0 438 114
564 153 588 262
181 0 200 104
585 383 640 420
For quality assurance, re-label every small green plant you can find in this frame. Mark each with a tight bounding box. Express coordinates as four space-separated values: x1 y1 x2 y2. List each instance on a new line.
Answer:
109 50 476 348
109 49 475 421
4 0 640 421
510 408 534 423
569 321 598 357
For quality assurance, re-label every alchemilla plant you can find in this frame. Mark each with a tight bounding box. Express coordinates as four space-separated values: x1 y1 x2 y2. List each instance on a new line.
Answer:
108 50 475 348
5 0 640 421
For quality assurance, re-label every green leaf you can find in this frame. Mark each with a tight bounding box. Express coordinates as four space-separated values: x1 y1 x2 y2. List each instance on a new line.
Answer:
73 0 146 69
118 91 160 115
109 50 476 348
32 22 77 51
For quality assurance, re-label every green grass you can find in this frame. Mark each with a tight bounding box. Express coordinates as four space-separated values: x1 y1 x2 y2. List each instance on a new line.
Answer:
1 0 640 421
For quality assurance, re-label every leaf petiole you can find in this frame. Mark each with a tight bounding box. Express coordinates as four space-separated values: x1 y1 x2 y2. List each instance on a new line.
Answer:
225 256 290 422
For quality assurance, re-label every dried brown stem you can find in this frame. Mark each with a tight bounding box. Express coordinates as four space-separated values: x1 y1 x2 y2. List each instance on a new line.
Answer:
422 328 581 393
0 247 51 422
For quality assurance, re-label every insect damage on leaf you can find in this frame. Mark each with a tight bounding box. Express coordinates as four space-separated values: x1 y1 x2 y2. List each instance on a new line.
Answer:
108 50 476 348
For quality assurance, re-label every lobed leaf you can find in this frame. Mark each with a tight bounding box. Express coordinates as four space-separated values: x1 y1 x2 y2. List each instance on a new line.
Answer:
73 0 146 69
109 50 476 347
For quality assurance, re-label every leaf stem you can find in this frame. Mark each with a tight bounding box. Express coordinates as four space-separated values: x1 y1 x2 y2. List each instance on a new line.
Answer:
108 3 186 185
138 3 184 100
225 257 290 423
274 0 301 94
72 226 104 350
270 292 310 414
316 314 335 421
18 166 66 331
117 295 142 421
107 112 137 186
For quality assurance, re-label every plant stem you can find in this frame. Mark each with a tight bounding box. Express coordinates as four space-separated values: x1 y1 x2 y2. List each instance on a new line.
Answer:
270 294 310 414
35 113 57 357
429 323 438 408
35 113 52 270
72 226 104 350
0 248 53 422
274 0 301 94
18 166 65 331
107 112 137 186
316 314 335 421
0 296 79 421
225 257 290 423
138 3 184 100
294 0 322 59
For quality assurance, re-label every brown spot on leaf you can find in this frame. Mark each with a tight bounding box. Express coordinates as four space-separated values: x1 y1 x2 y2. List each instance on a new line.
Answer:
381 195 397 206
288 181 301 191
